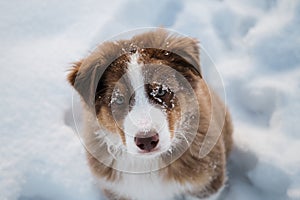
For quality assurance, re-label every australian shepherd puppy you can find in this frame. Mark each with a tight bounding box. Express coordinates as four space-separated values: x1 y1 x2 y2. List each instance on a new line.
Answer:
67 29 233 200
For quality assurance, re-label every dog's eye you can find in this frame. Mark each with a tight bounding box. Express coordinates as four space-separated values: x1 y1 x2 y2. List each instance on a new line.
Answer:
156 87 166 97
115 95 125 105
150 85 168 98
148 84 175 109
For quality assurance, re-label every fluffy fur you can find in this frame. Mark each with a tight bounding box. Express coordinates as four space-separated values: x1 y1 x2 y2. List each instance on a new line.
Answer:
68 29 233 200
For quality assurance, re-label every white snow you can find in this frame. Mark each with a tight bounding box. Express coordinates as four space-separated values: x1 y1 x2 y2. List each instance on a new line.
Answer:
1 0 300 200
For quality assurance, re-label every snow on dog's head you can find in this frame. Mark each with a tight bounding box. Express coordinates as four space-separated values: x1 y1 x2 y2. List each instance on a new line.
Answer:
68 29 202 170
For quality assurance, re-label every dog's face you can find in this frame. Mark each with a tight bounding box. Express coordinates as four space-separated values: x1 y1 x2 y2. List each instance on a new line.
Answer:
95 50 188 155
68 30 202 161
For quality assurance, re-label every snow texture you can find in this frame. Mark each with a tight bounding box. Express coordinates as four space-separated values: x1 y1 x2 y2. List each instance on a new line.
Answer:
0 0 300 199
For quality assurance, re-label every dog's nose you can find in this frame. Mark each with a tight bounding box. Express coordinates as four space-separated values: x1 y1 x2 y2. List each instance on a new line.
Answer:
134 132 159 152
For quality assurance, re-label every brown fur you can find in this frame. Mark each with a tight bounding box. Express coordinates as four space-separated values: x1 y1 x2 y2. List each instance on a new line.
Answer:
103 189 130 200
163 76 233 197
67 60 82 86
68 29 233 199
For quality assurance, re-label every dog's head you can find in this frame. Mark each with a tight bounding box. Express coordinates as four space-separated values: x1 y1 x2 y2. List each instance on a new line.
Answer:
68 29 202 160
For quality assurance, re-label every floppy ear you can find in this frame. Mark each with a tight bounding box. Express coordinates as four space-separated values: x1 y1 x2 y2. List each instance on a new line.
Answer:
67 60 83 86
67 59 106 109
168 36 201 76
67 59 94 106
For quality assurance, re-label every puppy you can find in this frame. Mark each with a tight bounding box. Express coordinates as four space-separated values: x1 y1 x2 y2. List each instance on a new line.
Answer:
67 29 233 200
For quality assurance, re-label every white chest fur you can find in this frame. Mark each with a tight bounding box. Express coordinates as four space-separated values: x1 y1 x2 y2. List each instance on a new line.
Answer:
99 171 223 200
100 172 192 200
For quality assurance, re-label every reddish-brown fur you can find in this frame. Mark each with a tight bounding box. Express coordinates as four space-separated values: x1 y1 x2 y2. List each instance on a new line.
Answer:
68 29 233 199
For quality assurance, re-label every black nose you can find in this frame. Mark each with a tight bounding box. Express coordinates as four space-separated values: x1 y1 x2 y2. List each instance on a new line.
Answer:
134 132 159 152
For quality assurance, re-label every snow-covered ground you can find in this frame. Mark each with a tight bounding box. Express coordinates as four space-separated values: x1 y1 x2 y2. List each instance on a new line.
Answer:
1 0 300 199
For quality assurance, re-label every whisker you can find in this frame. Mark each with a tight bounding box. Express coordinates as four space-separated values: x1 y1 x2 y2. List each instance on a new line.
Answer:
175 131 190 147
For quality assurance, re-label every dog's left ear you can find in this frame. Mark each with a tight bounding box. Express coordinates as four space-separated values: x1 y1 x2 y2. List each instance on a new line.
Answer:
167 36 201 76
182 38 201 75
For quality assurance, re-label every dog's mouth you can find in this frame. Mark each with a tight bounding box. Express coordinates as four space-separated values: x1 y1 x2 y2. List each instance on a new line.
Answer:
138 147 161 154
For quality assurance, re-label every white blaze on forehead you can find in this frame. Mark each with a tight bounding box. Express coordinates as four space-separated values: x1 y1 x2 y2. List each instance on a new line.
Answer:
126 53 148 106
124 53 171 154
126 53 152 130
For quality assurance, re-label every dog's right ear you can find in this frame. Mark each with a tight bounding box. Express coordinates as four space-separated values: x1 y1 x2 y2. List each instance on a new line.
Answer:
67 60 83 86
67 59 93 105
67 59 105 108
